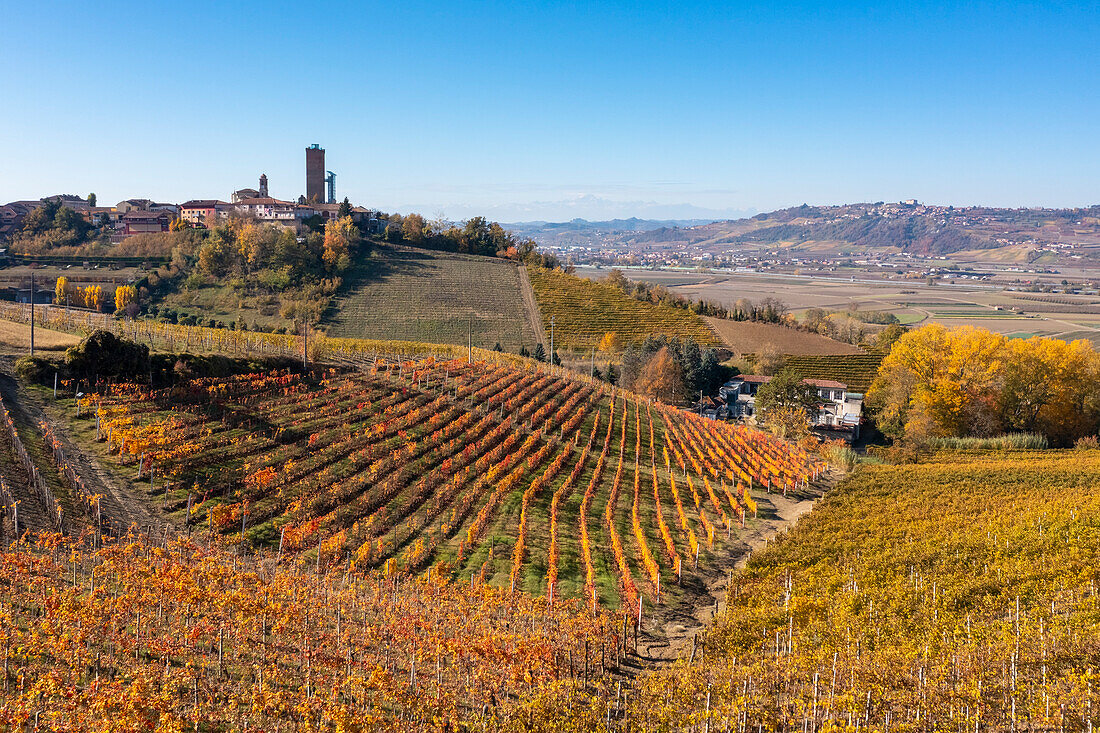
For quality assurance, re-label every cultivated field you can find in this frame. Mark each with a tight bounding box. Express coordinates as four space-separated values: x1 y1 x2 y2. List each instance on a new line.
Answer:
628 449 1100 731
583 268 1100 345
81 360 820 617
326 245 539 352
0 533 616 729
0 319 80 351
704 317 864 356
527 267 721 349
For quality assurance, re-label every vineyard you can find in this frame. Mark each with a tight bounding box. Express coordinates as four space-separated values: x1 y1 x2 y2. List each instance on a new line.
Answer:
325 245 539 352
0 300 535 366
526 267 722 350
0 532 617 730
624 449 1100 731
781 352 885 392
75 358 821 615
14 441 1100 730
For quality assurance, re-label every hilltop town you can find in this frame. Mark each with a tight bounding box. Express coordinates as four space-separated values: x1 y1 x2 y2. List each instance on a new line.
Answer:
0 144 386 244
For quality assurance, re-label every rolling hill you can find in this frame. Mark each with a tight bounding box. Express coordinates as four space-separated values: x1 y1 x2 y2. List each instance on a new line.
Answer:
517 203 1100 258
82 359 820 615
527 267 722 349
324 244 539 352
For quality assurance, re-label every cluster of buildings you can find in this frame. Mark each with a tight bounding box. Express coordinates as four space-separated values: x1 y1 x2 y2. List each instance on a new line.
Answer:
0 145 384 244
701 374 865 441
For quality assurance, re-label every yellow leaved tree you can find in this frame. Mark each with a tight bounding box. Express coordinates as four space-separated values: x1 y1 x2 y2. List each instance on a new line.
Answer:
867 323 1100 446
82 285 103 311
598 331 621 353
114 285 136 312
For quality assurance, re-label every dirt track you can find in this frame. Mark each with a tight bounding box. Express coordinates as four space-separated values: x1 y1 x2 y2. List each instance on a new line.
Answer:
0 353 169 537
517 265 549 348
631 470 839 665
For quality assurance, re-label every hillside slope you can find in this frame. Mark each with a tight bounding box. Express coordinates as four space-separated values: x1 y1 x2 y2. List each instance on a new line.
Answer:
527 267 722 349
629 449 1100 730
325 244 539 351
560 203 1100 258
83 359 820 616
0 533 614 730
781 352 885 391
704 317 865 356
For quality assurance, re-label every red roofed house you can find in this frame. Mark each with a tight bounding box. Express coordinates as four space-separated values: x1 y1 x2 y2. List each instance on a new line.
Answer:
232 197 309 229
718 374 863 438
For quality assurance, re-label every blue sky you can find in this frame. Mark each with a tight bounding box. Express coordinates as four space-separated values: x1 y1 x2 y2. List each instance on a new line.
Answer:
1 1 1096 221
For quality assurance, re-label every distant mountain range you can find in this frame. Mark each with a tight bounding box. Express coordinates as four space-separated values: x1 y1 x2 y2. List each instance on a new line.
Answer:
512 202 1100 257
504 217 721 247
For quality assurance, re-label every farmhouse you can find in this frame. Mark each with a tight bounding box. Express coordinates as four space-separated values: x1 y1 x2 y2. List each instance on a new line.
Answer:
718 374 864 439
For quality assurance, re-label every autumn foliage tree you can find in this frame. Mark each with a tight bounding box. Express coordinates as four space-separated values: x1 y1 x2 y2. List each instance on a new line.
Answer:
868 324 1100 446
598 331 621 353
620 335 729 399
634 346 684 403
322 215 359 274
114 284 136 312
754 369 819 439
82 285 103 311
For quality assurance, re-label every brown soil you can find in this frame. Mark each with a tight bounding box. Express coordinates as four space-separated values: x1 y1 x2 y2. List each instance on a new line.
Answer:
629 470 840 666
517 265 549 348
705 317 865 356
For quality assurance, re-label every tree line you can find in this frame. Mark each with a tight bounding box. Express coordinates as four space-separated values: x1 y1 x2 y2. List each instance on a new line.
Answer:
11 198 98 251
868 324 1100 447
617 335 731 404
381 213 560 269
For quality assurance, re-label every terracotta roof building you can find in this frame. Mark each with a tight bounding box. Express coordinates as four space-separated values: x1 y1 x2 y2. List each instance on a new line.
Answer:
179 200 232 224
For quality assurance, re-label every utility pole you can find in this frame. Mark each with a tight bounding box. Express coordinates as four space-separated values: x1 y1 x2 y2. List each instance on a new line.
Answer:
468 316 473 364
590 345 595 377
549 315 555 369
302 321 308 370
29 272 35 357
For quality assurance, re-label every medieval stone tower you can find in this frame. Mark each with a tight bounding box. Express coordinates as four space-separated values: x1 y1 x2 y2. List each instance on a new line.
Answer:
305 144 325 202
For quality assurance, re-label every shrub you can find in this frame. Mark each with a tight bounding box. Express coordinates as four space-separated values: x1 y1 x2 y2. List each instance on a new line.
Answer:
15 355 59 384
929 433 1049 451
182 272 209 290
1075 435 1100 450
823 440 859 471
65 330 150 382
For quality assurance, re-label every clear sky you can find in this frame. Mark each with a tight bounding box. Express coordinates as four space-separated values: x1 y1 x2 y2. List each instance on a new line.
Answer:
1 1 1096 221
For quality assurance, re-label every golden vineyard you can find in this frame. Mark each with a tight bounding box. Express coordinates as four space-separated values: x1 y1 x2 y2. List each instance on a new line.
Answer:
80 358 822 611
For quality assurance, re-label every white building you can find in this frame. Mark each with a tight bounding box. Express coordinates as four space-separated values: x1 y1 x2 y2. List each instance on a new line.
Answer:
232 197 315 230
719 375 864 439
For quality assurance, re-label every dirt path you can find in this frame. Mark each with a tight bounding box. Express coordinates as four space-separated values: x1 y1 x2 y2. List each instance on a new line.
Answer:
40 399 163 534
631 470 840 665
0 393 54 535
0 355 166 536
517 265 549 348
